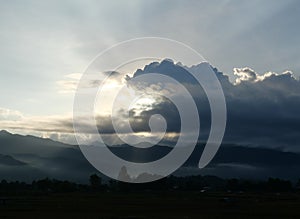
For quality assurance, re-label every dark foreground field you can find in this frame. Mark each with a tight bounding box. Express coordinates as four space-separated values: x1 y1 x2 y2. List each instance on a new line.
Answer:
1 191 300 219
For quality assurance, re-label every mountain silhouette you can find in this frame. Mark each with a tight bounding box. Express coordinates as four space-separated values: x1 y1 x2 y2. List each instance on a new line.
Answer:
0 130 97 182
1 130 300 182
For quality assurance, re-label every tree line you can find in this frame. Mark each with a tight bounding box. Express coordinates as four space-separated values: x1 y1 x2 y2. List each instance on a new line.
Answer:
0 174 298 195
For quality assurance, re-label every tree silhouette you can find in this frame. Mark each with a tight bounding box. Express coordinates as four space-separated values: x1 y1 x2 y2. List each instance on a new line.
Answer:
89 174 102 190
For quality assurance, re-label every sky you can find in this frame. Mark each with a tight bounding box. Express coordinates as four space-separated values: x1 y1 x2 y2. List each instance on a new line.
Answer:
1 0 300 147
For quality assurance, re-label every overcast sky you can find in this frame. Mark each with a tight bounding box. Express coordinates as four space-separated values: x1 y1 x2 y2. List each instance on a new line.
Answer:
1 0 300 145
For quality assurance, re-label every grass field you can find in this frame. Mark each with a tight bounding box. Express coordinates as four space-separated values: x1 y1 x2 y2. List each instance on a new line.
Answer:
1 191 300 219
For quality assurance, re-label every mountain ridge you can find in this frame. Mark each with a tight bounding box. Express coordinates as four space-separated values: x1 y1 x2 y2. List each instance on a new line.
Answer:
1 130 300 182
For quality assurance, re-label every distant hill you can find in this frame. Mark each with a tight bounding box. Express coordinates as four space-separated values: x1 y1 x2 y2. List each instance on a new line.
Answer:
106 142 300 181
0 130 97 182
0 154 26 166
1 130 300 182
0 130 73 155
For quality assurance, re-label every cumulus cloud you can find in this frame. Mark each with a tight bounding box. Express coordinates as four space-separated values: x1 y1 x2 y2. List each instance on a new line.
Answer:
234 67 258 84
121 60 300 151
233 67 296 84
223 67 300 149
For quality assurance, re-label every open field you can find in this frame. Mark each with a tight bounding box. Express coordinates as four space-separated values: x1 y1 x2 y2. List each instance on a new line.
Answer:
1 191 300 219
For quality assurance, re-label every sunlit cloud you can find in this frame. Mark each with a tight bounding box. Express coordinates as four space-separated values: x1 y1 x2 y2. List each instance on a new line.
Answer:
234 67 296 85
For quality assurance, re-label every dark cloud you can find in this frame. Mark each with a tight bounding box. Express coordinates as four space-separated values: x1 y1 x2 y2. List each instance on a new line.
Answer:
224 68 300 149
116 60 300 151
